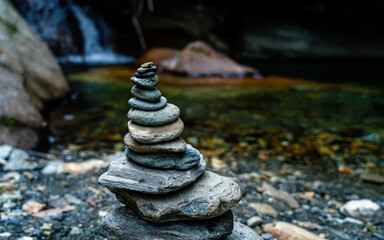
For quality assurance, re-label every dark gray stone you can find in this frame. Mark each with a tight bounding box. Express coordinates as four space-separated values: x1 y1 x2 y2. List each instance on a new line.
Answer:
128 97 167 111
135 71 155 78
128 118 183 144
98 155 205 194
131 75 159 89
125 144 200 170
137 65 157 73
124 133 186 153
128 103 180 126
131 85 161 102
225 222 263 240
100 207 233 240
113 171 242 222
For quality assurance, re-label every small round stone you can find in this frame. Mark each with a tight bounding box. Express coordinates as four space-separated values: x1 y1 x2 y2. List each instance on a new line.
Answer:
141 62 153 68
124 133 186 153
131 76 158 89
128 97 167 111
128 118 183 143
99 207 234 240
125 144 200 170
128 103 180 126
131 85 162 102
135 71 155 78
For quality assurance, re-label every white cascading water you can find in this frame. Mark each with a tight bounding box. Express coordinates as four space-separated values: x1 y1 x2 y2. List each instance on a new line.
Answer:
61 5 134 65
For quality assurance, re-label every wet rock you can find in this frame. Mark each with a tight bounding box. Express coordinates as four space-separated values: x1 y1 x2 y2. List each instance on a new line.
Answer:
128 118 183 144
128 97 167 111
113 171 241 222
135 71 155 78
246 216 263 227
130 75 159 89
131 85 162 102
99 207 234 240
139 41 258 76
225 222 263 240
128 103 180 126
98 155 205 194
0 145 13 158
125 144 200 170
0 0 69 148
263 221 326 240
249 203 278 217
340 199 382 223
124 133 186 153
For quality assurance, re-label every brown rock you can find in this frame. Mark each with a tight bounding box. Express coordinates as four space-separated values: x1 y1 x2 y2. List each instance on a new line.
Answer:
263 221 326 240
139 41 258 76
128 119 184 144
124 133 186 153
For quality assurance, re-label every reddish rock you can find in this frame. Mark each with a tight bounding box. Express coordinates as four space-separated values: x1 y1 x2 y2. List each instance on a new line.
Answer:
263 221 326 240
139 41 258 77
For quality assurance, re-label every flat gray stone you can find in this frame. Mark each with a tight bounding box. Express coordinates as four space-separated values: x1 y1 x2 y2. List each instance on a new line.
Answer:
137 65 157 73
225 222 263 240
131 75 158 89
128 103 180 126
131 85 161 102
125 144 200 170
98 155 205 194
4 149 38 171
128 97 167 111
0 145 13 159
124 133 186 153
128 118 183 143
100 207 233 240
113 171 242 222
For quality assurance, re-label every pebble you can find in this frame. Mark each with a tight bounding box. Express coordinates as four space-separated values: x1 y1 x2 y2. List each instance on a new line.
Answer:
41 161 63 175
261 233 274 240
125 144 201 170
98 155 205 194
263 221 326 240
0 182 16 194
249 203 278 217
100 207 234 240
246 216 263 227
137 65 157 73
340 199 381 223
131 85 161 102
0 144 13 158
225 222 263 240
69 226 83 235
128 118 183 143
0 232 12 239
3 149 31 171
114 171 241 222
128 103 180 126
64 194 84 205
22 201 46 213
124 133 186 153
130 75 159 88
0 157 6 166
128 97 167 111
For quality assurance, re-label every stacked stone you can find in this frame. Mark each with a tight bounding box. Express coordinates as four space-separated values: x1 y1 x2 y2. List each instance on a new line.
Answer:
98 62 261 240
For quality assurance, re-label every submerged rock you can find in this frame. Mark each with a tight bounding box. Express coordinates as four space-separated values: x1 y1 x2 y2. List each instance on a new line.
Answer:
100 207 234 240
114 171 242 222
98 155 206 194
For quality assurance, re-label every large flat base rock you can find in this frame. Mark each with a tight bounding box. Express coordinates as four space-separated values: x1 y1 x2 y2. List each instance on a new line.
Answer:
114 171 241 222
99 207 233 240
225 222 263 240
98 155 205 194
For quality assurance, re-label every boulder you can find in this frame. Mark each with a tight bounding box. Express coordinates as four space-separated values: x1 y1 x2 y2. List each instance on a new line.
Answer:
0 0 69 148
139 41 258 77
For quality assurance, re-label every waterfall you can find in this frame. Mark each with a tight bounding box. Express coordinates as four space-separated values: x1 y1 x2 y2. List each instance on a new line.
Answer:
60 4 134 65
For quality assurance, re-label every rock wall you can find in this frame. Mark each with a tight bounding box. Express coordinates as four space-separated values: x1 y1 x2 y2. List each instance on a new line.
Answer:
0 0 69 149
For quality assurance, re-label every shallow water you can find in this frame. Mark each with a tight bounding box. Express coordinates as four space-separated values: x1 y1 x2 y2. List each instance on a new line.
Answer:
47 64 384 177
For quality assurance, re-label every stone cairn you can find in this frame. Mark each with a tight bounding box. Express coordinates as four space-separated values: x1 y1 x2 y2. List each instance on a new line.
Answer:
98 62 262 240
